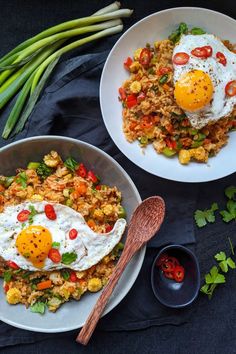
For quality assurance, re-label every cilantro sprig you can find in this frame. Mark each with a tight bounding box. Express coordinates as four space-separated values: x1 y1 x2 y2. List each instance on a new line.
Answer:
194 203 218 227
194 186 236 228
61 252 77 265
200 240 236 299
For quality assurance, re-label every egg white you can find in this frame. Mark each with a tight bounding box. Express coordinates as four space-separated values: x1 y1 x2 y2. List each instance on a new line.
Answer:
173 34 236 128
0 201 126 271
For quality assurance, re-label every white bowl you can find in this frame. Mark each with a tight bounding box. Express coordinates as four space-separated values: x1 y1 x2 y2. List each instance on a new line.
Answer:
0 136 145 332
100 7 236 182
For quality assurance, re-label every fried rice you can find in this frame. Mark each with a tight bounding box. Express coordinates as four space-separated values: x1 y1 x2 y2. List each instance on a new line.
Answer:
119 37 236 164
0 151 125 313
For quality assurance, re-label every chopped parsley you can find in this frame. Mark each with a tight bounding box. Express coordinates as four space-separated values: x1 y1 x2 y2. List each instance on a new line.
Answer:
3 270 12 283
28 205 38 225
52 242 60 248
61 270 70 280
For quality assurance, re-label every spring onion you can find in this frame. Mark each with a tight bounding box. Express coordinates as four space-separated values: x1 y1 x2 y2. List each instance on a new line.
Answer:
0 2 133 139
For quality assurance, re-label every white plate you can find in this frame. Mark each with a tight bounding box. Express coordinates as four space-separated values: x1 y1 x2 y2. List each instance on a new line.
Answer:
100 7 236 182
0 136 145 333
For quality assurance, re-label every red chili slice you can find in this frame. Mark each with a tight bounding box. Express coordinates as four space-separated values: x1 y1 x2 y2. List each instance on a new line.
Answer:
139 48 152 67
167 256 180 268
225 80 236 97
44 204 56 220
48 248 61 263
203 46 212 57
17 210 30 222
118 87 126 101
161 259 175 272
70 271 78 282
6 261 20 270
173 52 190 65
191 47 208 58
124 56 133 70
69 228 78 240
87 170 98 184
173 265 185 282
216 52 227 66
156 253 169 267
76 163 87 178
164 271 175 280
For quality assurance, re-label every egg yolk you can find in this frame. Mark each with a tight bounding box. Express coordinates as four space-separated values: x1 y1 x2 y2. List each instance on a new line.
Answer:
174 70 213 112
16 225 52 268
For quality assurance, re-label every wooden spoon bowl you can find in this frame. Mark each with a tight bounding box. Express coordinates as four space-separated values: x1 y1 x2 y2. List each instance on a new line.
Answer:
77 196 165 345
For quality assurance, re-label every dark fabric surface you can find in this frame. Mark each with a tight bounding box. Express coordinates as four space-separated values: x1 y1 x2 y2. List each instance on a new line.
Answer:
0 0 235 353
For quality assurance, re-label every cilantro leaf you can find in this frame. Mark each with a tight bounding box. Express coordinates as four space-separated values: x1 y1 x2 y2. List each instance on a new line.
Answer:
227 257 236 269
15 171 27 189
220 210 235 223
61 252 77 265
194 203 218 227
225 186 236 200
205 266 225 284
64 157 78 172
194 210 207 227
214 252 226 262
30 302 46 315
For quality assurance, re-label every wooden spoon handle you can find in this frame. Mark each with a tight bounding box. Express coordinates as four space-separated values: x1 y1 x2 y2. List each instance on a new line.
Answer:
76 242 139 345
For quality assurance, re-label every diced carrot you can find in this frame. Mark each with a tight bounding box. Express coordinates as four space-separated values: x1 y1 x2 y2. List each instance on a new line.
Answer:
163 83 170 91
0 185 5 192
36 280 52 290
87 219 96 230
75 182 87 196
78 279 87 287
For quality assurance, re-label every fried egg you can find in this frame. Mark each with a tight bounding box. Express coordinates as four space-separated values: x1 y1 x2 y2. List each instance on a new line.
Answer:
0 201 126 271
173 34 236 128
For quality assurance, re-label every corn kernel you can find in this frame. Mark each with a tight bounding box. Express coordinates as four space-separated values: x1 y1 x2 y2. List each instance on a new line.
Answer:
130 81 142 94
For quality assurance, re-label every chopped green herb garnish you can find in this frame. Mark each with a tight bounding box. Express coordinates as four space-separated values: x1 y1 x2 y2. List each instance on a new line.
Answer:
4 176 14 188
194 202 218 227
190 27 206 35
168 22 188 43
159 74 168 84
27 162 40 170
15 171 27 189
61 270 70 280
225 186 236 200
28 205 38 224
61 252 77 265
30 302 46 315
52 242 60 248
3 270 12 283
36 162 53 180
64 157 78 172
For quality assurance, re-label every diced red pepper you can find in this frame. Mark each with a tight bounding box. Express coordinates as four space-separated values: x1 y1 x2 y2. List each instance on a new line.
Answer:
17 210 30 222
4 284 9 293
87 170 98 184
44 204 57 220
6 261 20 270
95 185 101 190
165 138 177 150
70 271 78 282
158 67 172 75
124 56 133 70
118 87 126 101
105 224 113 233
126 94 137 109
76 163 87 178
69 228 78 240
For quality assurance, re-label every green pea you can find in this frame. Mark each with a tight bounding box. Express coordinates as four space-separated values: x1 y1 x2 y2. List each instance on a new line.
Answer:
118 206 126 219
162 147 176 157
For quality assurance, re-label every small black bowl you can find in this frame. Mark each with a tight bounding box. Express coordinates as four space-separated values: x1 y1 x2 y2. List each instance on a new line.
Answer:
151 245 200 308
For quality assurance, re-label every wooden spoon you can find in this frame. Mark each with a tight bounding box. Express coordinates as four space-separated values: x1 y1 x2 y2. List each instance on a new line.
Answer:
76 196 165 345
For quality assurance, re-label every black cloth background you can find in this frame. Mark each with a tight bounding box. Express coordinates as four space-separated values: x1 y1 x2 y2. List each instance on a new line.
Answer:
0 1 236 353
